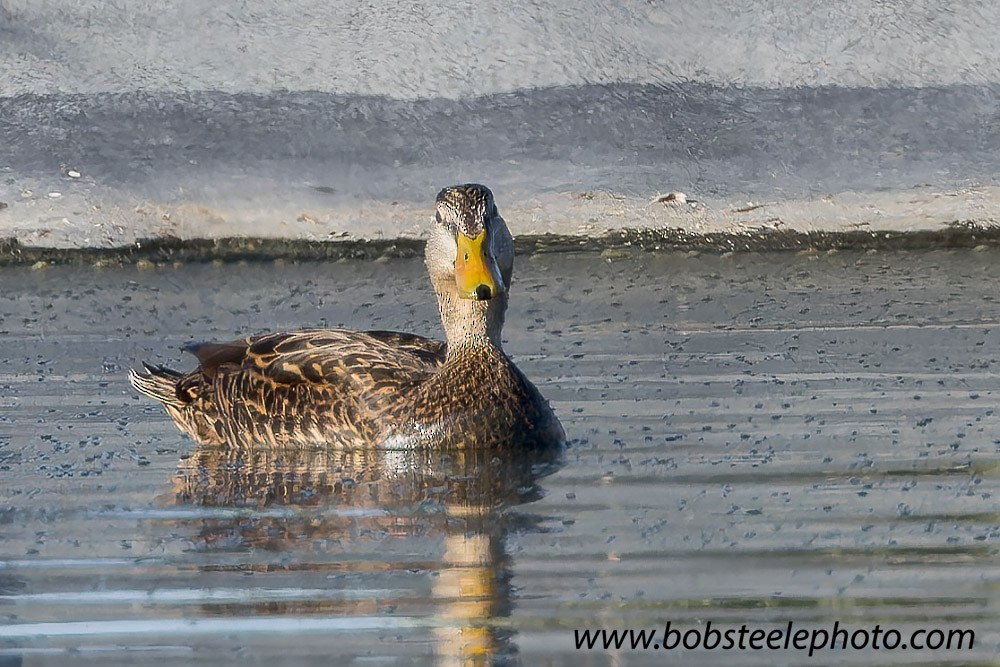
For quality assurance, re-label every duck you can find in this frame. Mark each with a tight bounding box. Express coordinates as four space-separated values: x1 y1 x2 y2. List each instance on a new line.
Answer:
129 184 565 450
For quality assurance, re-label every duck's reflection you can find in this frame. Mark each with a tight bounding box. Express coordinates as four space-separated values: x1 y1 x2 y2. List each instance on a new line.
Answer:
170 443 563 665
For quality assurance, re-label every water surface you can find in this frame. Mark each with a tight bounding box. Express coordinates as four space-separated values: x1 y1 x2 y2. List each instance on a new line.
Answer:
2 250 999 665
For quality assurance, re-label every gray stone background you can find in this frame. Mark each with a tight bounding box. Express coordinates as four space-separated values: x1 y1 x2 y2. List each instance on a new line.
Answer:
1 0 999 248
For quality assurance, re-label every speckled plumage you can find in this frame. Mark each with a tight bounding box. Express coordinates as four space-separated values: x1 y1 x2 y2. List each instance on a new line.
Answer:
129 184 565 450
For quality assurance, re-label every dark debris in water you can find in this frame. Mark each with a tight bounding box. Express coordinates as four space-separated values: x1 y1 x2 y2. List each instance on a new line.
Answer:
3 221 1000 266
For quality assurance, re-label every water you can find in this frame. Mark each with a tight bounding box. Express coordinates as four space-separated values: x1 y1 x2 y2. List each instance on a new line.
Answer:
2 250 999 665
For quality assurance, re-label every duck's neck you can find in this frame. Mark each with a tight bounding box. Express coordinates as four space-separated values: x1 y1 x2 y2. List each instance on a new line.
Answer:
433 285 507 358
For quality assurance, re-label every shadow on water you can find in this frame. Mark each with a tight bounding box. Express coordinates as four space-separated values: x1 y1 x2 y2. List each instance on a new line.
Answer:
169 441 564 665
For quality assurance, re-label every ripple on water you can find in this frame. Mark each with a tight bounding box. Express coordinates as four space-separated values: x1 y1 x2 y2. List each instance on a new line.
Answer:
1 251 999 665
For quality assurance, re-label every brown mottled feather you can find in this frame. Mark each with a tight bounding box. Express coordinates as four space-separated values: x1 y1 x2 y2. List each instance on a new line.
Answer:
132 329 559 450
134 329 445 448
129 184 564 450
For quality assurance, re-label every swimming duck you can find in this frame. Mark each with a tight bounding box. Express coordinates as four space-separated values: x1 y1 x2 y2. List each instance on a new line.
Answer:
129 184 565 450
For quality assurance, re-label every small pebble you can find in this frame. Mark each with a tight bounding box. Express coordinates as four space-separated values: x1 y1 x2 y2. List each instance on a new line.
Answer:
67 170 81 179
47 192 62 199
30 260 48 271
973 244 990 252
600 248 627 260
686 250 701 258
135 259 155 270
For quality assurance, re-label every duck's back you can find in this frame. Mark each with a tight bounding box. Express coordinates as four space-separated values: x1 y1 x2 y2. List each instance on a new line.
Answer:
132 330 563 450
131 329 446 448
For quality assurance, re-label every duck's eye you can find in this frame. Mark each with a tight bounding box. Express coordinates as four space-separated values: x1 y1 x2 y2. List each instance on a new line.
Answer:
464 253 470 261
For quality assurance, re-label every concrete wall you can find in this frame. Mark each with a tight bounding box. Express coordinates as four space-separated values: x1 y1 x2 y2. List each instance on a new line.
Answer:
2 0 999 248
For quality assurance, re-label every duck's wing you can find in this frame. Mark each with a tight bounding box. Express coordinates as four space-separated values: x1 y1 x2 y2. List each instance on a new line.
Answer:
190 329 445 397
133 329 446 445
361 330 448 366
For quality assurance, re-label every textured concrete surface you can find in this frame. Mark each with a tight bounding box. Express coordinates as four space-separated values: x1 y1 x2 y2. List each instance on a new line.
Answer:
2 1 1000 251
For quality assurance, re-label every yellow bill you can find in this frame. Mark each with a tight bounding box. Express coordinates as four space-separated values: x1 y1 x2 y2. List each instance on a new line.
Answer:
455 230 503 300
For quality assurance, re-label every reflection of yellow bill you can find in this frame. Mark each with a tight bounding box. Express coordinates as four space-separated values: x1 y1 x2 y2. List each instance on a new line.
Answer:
434 533 497 662
455 231 502 300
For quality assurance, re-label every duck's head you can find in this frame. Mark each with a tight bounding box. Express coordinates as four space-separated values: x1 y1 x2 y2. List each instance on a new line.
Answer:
426 184 514 302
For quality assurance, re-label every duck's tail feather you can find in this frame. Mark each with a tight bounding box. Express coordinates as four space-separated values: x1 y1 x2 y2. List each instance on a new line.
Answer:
129 363 186 407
